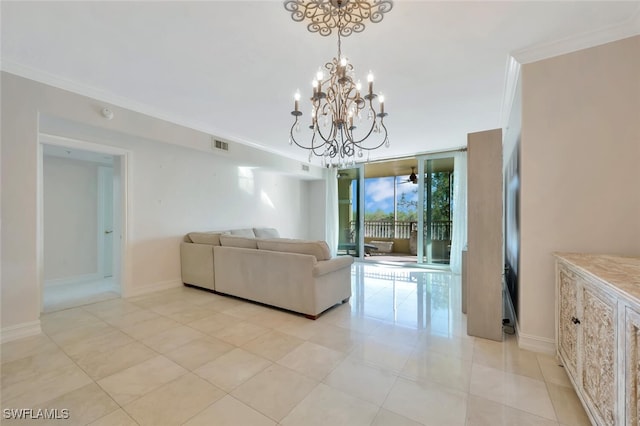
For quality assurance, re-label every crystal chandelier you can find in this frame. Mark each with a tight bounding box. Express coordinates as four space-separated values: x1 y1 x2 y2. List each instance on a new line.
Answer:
284 0 393 166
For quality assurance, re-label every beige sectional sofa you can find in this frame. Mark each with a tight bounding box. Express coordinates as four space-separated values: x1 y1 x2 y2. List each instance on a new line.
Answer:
180 228 353 319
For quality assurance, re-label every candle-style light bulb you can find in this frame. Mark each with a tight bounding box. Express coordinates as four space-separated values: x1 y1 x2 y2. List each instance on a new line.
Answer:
379 93 385 115
316 69 323 81
367 71 374 96
367 71 374 83
340 57 348 67
356 80 362 92
294 90 301 112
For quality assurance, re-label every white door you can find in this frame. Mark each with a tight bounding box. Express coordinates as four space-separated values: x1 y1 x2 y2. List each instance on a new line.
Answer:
100 167 114 277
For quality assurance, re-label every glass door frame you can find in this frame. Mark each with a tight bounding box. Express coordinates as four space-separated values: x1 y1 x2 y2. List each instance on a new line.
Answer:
337 163 365 259
356 163 365 259
416 152 454 269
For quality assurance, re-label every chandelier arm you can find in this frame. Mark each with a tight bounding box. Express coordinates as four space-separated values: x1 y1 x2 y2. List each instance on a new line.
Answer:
352 119 388 151
314 118 337 145
289 116 330 156
349 109 379 145
309 129 330 157
289 118 313 151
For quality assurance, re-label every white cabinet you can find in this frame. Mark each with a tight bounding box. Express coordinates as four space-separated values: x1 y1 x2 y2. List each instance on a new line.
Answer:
555 254 640 426
557 263 617 425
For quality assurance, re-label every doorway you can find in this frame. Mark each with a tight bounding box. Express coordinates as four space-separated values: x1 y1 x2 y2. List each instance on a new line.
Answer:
38 135 130 312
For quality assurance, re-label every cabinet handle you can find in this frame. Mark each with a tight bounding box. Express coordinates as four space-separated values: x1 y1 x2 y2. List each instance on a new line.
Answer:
571 316 581 325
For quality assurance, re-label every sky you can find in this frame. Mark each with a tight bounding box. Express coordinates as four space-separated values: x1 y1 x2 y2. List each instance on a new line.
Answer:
361 177 418 214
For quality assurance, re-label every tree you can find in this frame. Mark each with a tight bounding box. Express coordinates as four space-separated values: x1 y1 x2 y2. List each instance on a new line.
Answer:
430 172 451 221
397 190 418 221
364 209 393 221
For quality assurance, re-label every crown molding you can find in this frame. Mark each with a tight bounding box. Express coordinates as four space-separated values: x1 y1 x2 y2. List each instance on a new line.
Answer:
512 6 640 64
0 60 303 162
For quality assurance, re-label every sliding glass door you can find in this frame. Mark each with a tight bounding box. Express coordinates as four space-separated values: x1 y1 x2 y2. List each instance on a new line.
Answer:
337 166 363 257
337 156 454 267
417 155 454 266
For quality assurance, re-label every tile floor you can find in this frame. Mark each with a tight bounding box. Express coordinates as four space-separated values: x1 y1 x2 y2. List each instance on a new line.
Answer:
42 278 119 313
1 263 590 425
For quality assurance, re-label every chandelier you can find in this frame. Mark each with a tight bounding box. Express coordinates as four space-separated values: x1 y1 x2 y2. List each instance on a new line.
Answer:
284 0 393 166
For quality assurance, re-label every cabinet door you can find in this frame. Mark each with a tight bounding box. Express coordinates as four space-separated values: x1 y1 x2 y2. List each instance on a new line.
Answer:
625 307 640 426
581 282 617 426
558 266 579 378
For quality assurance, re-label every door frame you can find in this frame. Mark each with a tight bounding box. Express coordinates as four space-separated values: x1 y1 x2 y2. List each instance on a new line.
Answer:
37 133 132 311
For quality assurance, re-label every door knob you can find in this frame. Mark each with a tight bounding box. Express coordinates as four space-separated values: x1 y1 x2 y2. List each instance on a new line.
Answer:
105 230 113 234
571 316 581 325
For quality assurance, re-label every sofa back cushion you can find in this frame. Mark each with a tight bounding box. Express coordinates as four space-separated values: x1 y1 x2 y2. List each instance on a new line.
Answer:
220 234 258 249
187 232 224 245
229 228 256 238
257 239 331 261
253 228 280 239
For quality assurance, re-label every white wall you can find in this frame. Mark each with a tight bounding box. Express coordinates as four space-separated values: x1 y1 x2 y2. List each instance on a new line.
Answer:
307 179 327 241
1 72 325 331
43 156 100 281
519 36 640 348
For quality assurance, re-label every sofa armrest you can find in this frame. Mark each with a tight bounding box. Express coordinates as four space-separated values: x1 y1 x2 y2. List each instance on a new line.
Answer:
180 242 215 290
313 256 354 277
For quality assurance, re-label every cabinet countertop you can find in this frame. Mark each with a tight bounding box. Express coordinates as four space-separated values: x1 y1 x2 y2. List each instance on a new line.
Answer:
554 252 640 306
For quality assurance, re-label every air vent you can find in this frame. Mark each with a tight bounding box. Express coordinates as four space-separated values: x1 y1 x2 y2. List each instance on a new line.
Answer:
301 164 310 172
211 138 229 152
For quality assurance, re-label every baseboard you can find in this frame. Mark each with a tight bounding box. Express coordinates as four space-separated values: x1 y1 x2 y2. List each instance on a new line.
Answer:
502 284 556 355
123 279 182 298
517 330 556 355
45 272 102 287
1 320 42 344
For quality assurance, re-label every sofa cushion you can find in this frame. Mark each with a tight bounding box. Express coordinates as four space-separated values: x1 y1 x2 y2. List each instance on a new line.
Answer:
187 232 224 246
220 234 258 249
253 228 280 239
229 228 256 238
257 239 331 261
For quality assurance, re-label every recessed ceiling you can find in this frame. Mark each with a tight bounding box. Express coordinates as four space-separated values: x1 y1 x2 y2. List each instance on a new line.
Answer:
2 1 638 164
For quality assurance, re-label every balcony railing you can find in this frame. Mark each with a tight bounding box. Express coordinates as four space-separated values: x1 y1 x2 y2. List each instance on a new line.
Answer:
350 220 452 240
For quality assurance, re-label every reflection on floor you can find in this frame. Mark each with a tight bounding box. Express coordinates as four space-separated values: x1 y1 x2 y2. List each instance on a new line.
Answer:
2 263 589 425
43 277 119 313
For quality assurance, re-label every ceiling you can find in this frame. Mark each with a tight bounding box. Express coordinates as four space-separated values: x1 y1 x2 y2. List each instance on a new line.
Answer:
43 144 114 166
364 156 454 179
2 1 638 164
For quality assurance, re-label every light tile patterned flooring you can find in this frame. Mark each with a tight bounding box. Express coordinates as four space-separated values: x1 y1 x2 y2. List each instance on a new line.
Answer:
1 263 590 425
